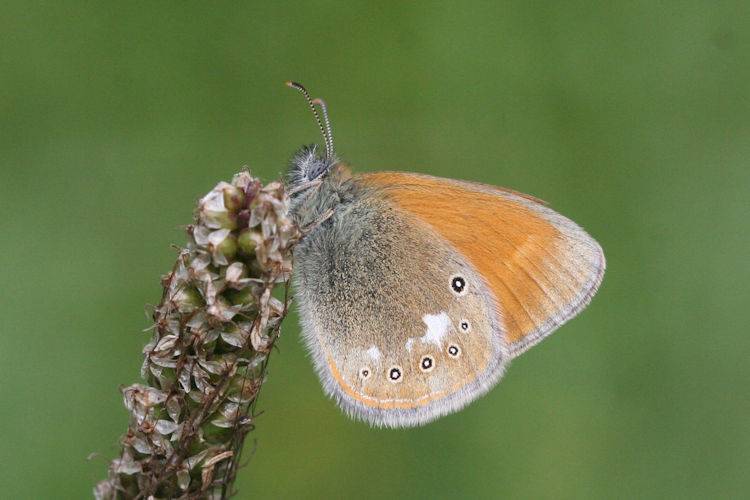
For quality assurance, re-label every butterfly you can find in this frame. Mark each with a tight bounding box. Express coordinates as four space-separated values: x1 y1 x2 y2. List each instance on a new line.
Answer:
285 82 605 428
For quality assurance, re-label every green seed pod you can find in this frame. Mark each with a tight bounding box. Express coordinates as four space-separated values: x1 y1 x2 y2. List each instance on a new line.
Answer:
237 228 263 256
201 420 232 445
202 209 238 230
216 233 237 261
221 182 245 212
174 287 203 313
224 287 255 308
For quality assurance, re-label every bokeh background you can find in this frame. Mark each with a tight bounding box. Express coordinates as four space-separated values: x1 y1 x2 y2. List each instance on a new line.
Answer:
2 2 749 498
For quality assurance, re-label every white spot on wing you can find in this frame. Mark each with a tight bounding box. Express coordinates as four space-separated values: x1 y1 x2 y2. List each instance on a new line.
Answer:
405 338 414 352
365 345 381 361
421 312 451 347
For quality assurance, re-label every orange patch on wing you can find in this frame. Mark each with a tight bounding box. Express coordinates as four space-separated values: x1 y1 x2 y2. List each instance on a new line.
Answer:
458 178 549 206
326 355 446 409
360 172 582 345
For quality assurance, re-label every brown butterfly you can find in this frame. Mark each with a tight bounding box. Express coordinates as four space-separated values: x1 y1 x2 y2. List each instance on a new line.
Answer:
286 82 605 428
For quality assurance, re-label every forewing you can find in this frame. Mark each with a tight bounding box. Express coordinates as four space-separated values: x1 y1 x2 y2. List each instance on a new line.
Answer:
360 172 605 358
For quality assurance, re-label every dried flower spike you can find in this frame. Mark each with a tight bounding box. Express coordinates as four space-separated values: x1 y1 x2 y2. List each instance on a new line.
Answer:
95 169 300 500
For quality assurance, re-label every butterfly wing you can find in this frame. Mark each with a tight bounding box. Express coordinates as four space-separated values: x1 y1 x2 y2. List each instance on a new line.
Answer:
292 170 604 428
292 180 509 428
359 171 605 358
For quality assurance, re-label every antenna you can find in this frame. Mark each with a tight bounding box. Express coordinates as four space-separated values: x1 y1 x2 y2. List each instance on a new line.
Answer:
286 82 334 161
312 98 334 161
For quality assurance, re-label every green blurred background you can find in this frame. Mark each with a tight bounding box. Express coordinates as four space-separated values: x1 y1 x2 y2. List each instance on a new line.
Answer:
2 1 749 498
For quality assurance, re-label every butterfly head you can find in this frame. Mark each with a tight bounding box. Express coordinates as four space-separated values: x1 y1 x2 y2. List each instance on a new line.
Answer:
285 82 339 191
287 143 336 188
